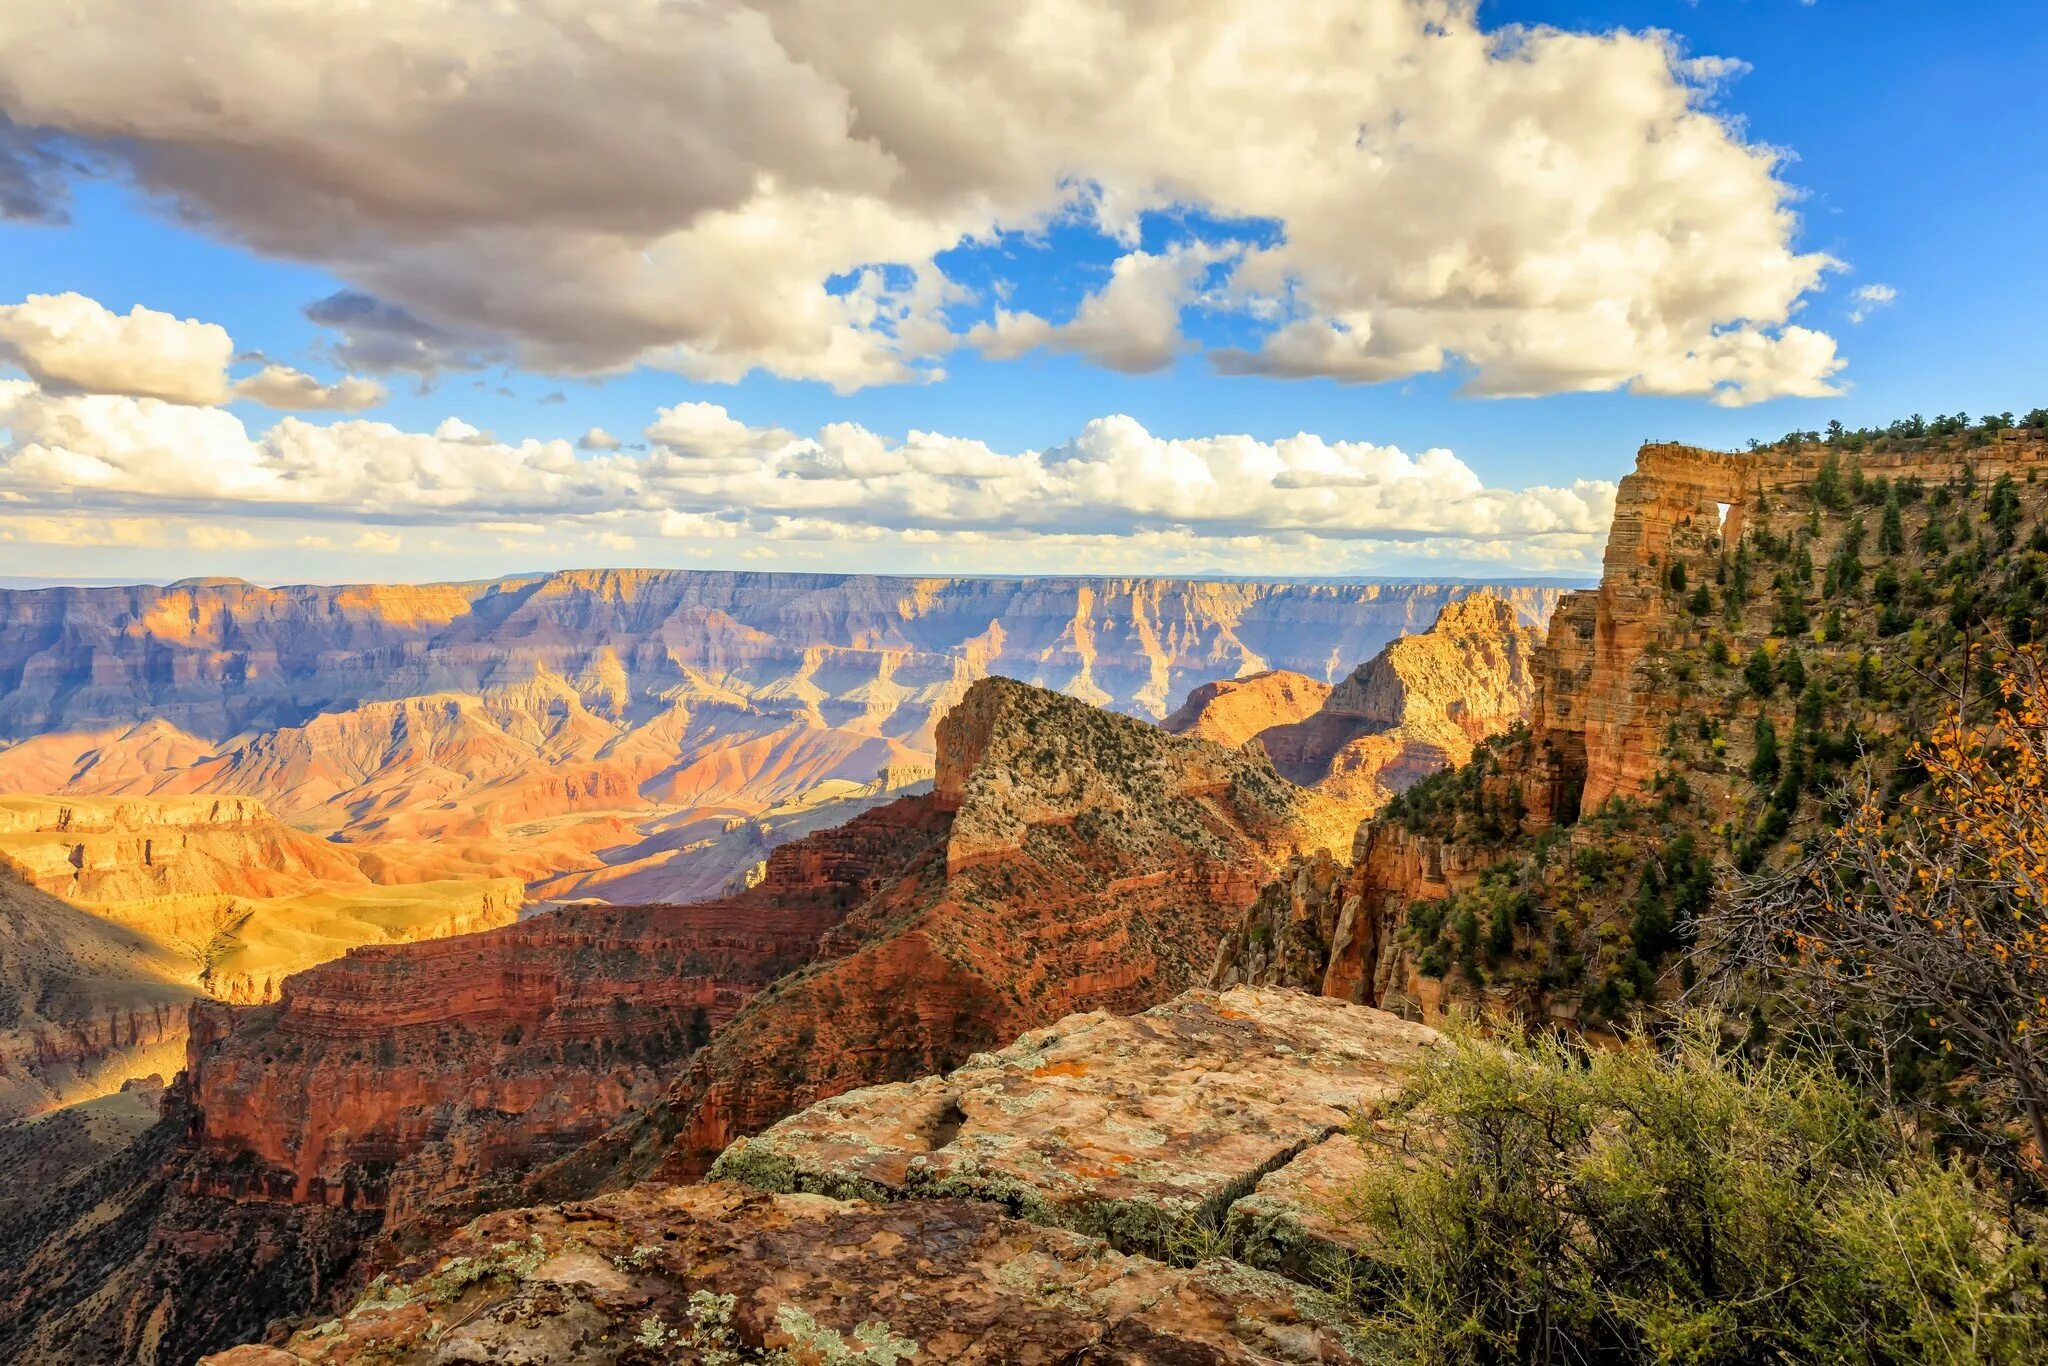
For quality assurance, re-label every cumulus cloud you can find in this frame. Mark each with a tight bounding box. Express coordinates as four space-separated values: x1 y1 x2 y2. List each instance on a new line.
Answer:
0 1 1841 402
0 379 1613 569
971 244 1232 373
1848 283 1897 325
0 292 233 404
0 291 387 414
578 427 623 451
232 363 387 411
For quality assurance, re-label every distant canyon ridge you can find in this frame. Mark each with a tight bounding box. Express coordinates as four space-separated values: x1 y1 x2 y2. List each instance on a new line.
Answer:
0 570 1567 895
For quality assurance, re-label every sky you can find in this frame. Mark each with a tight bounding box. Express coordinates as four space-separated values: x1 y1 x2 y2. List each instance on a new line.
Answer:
0 0 2041 586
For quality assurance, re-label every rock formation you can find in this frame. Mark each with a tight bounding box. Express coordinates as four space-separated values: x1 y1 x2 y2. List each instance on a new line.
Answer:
713 986 1435 1258
202 987 1438 1366
180 797 945 1224
1166 589 1545 816
1160 670 1333 748
4 678 1350 1362
0 572 1566 902
0 795 522 1119
1213 428 2048 1024
0 863 191 1121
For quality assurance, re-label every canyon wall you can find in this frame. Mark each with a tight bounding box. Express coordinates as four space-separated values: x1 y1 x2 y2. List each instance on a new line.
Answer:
1214 428 2048 1020
0 572 1570 739
0 678 1351 1362
0 794 521 1120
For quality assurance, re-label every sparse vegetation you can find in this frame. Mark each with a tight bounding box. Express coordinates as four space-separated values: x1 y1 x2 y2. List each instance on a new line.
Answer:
1337 1017 2047 1365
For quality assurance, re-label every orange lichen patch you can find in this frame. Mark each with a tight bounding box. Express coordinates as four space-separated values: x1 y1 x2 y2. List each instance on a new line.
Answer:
1033 1059 1090 1078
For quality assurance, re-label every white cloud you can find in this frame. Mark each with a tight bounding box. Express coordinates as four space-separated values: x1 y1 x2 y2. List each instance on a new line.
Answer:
232 363 386 411
0 381 1614 564
0 1 1841 401
1848 282 1897 325
578 426 622 451
352 529 402 553
971 244 1232 373
0 292 232 404
0 292 386 416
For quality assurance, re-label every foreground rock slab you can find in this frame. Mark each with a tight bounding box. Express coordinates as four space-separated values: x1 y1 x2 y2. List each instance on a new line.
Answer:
204 1181 1364 1364
711 986 1436 1256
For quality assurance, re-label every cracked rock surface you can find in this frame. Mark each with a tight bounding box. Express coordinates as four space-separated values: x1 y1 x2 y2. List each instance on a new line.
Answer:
711 986 1437 1259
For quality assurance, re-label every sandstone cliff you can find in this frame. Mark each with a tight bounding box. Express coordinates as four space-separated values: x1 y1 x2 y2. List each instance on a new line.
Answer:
1160 670 1333 748
1215 427 2048 1026
623 677 1356 1184
2 678 1350 1362
0 794 522 1121
0 865 192 1122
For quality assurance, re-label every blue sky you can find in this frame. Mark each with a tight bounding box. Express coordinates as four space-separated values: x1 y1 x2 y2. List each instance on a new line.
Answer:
0 0 2040 584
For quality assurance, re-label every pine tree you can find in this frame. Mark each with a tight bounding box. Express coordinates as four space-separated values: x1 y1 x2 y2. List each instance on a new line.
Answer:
1777 646 1806 693
1879 490 1906 555
1749 713 1780 782
1745 646 1777 697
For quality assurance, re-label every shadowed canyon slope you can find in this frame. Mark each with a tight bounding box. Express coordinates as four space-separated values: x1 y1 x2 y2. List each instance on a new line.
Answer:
0 572 1566 901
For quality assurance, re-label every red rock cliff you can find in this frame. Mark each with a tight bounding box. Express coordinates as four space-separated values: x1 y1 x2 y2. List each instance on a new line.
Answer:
181 797 950 1223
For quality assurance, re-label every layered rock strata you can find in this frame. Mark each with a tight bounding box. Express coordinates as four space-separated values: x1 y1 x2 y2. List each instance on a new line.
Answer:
0 573 1565 900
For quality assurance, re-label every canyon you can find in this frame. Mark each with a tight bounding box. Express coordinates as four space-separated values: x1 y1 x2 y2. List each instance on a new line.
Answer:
1166 590 1545 814
166 427 2048 1365
207 987 1437 1365
0 572 1565 902
1 674 1360 1362
14 430 2036 1362
0 793 520 1120
0 573 1558 1125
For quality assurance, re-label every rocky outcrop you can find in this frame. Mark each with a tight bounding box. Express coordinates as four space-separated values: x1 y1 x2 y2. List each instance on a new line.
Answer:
1162 670 1333 748
712 987 1435 1260
16 679 1351 1363
196 988 1433 1365
633 679 1357 1184
1157 592 1545 827
204 1182 1366 1365
181 798 949 1224
1214 429 2048 1021
1251 591 1544 810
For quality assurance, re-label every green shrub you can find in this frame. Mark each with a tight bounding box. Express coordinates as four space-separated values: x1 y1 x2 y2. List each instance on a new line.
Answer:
1339 1018 2045 1365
